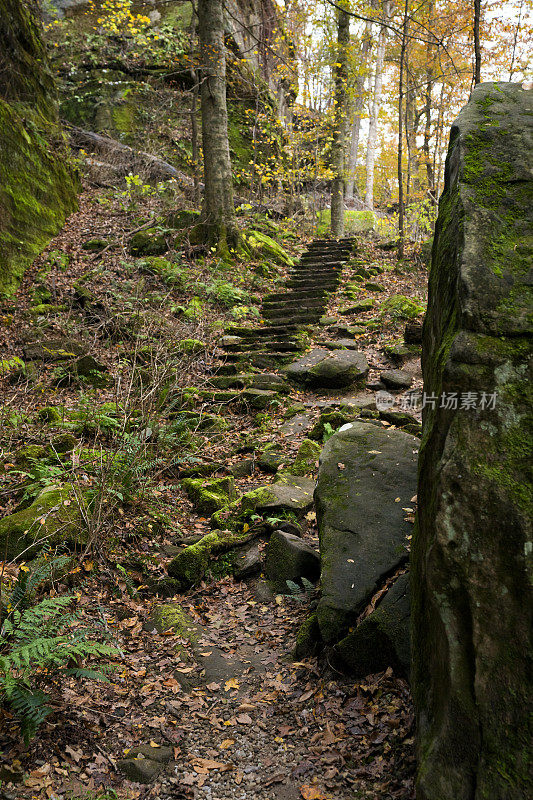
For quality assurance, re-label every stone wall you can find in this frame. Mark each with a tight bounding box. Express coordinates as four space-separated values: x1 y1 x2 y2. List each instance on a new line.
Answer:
411 82 532 800
0 0 78 296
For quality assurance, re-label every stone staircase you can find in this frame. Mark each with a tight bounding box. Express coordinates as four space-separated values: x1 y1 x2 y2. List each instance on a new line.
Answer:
215 237 357 374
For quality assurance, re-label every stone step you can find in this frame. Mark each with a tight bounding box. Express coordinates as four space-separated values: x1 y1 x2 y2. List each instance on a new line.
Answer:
221 340 302 353
262 298 325 311
222 351 294 367
266 314 322 326
306 243 352 251
264 290 329 302
299 255 347 264
291 262 342 272
286 280 339 290
290 269 341 278
224 324 300 337
262 305 323 318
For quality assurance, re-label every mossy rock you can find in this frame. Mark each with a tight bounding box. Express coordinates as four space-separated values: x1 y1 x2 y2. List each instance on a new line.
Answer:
81 238 109 253
0 484 87 560
48 433 77 455
181 476 236 516
290 438 321 476
128 228 168 256
167 529 245 589
178 338 206 355
258 442 287 473
242 230 293 267
165 209 200 229
211 475 315 530
147 603 199 638
15 444 48 469
293 612 321 659
308 410 358 441
340 298 376 314
27 303 66 317
0 3 78 299
365 281 386 292
380 294 425 321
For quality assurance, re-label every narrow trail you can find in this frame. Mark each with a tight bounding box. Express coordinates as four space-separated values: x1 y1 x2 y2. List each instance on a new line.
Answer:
0 215 421 800
216 238 356 372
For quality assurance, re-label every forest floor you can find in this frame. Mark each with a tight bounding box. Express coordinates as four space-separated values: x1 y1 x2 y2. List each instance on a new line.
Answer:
0 186 427 800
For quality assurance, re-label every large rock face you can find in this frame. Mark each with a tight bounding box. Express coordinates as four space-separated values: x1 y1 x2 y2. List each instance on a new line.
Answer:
0 0 78 295
315 421 418 645
412 83 532 800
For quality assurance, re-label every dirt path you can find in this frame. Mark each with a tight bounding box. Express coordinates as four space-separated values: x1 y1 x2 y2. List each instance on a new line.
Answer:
0 193 425 800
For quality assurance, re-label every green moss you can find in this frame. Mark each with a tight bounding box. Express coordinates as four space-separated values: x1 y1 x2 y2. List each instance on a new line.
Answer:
242 230 293 267
0 103 78 296
128 229 168 257
178 338 206 355
150 603 198 639
291 438 321 476
167 529 245 588
0 483 86 560
293 612 321 659
181 477 236 516
380 294 425 321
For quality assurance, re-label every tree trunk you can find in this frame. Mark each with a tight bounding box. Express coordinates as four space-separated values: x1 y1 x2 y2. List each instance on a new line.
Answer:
330 4 350 238
398 0 409 260
364 0 390 211
474 0 481 84
198 0 238 250
189 2 201 207
344 20 372 204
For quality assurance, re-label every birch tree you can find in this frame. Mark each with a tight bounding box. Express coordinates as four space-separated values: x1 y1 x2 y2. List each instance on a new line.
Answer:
344 19 373 204
364 0 391 211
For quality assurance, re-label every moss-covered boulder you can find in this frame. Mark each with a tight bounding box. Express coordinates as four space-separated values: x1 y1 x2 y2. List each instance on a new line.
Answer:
264 530 320 592
167 530 245 589
285 348 369 389
128 228 168 256
146 603 199 638
290 438 321 475
181 477 236 516
258 442 287 473
211 474 315 530
412 83 532 800
0 484 86 560
165 209 200 229
380 294 425 321
0 0 78 296
308 410 359 441
178 338 206 355
315 421 418 646
242 230 293 266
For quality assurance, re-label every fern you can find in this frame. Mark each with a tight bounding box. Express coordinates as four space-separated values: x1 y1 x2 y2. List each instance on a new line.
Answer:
0 555 119 743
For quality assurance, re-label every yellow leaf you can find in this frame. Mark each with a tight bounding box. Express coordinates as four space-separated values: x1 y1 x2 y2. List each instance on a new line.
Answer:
220 739 234 749
224 678 239 691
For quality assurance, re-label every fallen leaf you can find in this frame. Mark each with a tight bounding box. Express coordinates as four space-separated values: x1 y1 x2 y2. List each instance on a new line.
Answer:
220 739 234 749
300 785 328 799
224 677 239 691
